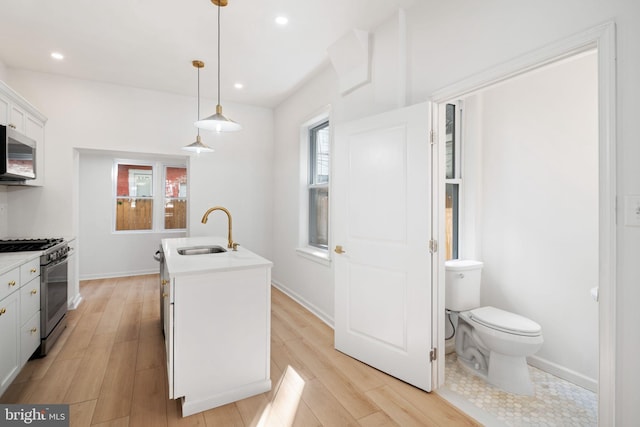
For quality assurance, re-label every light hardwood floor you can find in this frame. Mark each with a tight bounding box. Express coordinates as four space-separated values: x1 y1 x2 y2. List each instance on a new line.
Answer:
1 275 481 426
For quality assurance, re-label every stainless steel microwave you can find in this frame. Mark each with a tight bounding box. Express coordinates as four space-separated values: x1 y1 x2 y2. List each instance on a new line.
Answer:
0 124 36 181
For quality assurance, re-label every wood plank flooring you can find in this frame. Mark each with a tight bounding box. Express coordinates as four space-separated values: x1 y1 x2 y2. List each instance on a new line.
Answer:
1 275 481 426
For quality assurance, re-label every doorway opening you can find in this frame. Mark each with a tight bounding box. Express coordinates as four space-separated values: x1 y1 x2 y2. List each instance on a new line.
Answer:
431 22 616 426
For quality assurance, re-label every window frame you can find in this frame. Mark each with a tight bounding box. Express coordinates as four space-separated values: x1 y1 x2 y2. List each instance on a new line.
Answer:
296 106 332 265
444 101 463 260
112 159 188 234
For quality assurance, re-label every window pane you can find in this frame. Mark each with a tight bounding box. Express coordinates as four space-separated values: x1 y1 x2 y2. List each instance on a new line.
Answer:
445 183 459 260
117 164 153 197
115 198 153 230
310 121 330 185
165 167 187 229
165 167 187 198
309 187 329 248
116 163 153 231
445 104 456 179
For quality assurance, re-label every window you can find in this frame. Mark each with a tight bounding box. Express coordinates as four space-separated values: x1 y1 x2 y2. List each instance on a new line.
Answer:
114 161 187 232
115 163 154 231
164 166 187 229
445 102 461 260
308 120 330 249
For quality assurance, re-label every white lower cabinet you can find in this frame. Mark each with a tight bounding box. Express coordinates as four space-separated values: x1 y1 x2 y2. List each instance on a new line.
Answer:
0 257 42 397
0 290 20 394
165 267 271 417
20 277 41 365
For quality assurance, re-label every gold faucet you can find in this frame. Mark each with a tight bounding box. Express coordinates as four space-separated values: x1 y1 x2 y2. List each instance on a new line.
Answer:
201 206 234 248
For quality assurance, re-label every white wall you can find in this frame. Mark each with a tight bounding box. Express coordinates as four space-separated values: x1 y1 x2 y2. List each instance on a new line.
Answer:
77 150 187 279
273 1 640 423
271 66 338 324
0 60 7 81
4 70 274 280
472 53 599 386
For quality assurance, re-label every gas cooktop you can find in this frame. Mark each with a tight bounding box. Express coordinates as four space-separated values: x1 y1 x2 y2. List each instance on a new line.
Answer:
0 238 65 253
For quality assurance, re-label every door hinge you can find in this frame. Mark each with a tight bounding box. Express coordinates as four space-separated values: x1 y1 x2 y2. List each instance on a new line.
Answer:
430 348 437 362
429 129 436 145
429 239 438 254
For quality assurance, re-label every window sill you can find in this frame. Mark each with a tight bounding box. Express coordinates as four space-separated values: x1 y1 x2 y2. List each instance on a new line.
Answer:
296 246 331 267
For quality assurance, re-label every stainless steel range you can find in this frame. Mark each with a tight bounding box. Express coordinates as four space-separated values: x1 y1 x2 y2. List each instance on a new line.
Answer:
0 238 70 356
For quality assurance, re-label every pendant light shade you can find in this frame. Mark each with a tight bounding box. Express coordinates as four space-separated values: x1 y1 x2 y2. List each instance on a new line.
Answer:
183 60 214 153
195 105 241 132
195 0 241 132
182 134 214 153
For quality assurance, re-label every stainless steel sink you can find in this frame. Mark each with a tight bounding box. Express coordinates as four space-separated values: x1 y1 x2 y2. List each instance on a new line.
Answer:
177 245 227 255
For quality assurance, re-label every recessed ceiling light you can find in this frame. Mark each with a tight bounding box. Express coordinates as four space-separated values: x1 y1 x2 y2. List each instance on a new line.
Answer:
275 16 288 26
51 52 64 60
234 83 244 89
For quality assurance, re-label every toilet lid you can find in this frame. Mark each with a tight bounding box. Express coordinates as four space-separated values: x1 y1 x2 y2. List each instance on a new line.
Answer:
468 306 542 336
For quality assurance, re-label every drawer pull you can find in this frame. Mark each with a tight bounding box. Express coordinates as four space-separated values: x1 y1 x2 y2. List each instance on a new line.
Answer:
30 268 37 273
30 327 38 334
0 308 6 315
31 289 38 295
8 280 16 287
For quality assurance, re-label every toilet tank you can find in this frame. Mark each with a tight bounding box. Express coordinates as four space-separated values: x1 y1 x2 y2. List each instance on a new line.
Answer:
445 259 483 311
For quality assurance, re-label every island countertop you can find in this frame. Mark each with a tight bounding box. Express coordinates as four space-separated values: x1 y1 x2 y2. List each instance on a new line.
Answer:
161 236 272 276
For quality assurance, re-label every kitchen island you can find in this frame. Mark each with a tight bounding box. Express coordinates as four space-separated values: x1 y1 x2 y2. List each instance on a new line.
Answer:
161 236 272 417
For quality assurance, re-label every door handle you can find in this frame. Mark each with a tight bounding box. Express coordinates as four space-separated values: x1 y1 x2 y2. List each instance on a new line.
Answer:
334 245 346 254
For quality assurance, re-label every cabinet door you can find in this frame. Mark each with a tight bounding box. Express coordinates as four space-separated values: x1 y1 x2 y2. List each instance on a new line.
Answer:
0 291 20 395
164 292 174 399
20 311 40 365
0 96 8 126
9 104 26 133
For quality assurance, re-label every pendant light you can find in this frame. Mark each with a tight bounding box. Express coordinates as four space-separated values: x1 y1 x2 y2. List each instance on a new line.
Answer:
183 60 214 153
195 0 241 132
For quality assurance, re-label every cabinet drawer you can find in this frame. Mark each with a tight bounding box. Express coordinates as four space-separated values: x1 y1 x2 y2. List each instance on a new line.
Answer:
20 259 40 285
20 311 40 365
0 268 20 302
20 278 41 324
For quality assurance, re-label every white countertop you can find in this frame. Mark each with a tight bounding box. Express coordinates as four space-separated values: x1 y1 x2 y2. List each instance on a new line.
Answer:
161 236 272 276
0 251 41 275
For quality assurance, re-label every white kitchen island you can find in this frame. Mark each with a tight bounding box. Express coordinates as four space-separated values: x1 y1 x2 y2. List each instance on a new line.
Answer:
161 236 272 417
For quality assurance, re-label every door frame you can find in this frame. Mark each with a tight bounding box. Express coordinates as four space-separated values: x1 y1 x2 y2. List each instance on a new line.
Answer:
429 21 616 425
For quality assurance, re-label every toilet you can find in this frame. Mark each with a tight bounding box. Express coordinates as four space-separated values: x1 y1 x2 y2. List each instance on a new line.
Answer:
445 259 543 395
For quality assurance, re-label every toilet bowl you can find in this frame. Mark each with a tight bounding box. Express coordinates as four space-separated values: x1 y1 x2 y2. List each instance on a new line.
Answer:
445 260 543 395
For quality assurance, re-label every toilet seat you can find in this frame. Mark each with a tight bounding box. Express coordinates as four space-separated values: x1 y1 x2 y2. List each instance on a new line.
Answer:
468 306 541 337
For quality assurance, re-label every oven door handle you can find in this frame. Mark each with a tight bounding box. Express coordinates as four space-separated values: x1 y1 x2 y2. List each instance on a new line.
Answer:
46 255 69 269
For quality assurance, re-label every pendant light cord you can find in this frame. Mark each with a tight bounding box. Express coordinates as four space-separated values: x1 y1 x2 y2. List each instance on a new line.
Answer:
197 64 201 137
217 1 221 108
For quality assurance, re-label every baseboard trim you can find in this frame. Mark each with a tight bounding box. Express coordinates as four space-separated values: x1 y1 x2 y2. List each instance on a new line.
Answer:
79 269 158 281
527 355 597 392
271 279 334 329
67 294 83 310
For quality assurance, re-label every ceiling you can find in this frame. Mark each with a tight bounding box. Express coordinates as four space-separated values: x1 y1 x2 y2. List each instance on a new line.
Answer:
0 0 413 108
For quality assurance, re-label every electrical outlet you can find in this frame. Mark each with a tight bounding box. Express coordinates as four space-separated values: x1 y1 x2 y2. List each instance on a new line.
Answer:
624 195 640 227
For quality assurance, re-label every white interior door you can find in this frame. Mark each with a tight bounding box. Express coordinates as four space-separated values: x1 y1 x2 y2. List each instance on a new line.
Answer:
333 102 433 391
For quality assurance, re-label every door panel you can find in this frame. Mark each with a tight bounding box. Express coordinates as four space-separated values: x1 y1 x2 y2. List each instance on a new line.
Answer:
334 102 432 391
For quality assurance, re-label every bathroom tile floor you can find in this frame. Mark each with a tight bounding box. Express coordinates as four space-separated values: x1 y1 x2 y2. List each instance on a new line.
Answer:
441 353 597 426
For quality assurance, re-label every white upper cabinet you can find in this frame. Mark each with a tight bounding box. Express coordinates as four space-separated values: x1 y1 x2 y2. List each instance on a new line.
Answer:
0 81 47 187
